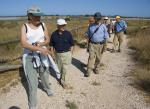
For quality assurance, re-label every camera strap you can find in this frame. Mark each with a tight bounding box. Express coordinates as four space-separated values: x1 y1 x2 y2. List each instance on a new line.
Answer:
116 22 126 32
89 23 102 43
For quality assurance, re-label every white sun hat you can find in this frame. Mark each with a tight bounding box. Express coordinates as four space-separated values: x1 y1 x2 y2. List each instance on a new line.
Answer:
57 19 67 25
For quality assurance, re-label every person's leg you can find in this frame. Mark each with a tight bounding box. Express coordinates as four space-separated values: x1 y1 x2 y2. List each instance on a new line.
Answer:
60 52 71 81
95 44 104 74
118 32 124 52
39 68 53 96
61 64 67 81
55 53 63 79
103 40 107 52
113 33 119 51
87 43 96 76
23 55 38 109
55 53 68 88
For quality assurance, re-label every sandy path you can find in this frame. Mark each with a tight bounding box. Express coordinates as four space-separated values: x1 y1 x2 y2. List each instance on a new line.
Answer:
0 35 149 109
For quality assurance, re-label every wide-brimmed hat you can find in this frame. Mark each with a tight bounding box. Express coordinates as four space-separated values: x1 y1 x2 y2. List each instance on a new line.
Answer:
57 19 67 25
27 6 44 16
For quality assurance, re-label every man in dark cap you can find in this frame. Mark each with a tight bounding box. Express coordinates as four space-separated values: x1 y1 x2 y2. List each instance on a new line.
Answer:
85 12 109 77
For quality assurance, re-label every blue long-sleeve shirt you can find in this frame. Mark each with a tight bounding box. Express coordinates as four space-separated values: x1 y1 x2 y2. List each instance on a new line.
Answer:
87 23 109 43
115 20 127 33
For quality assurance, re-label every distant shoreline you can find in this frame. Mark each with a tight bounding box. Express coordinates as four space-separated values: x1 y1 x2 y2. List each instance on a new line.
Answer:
0 16 150 20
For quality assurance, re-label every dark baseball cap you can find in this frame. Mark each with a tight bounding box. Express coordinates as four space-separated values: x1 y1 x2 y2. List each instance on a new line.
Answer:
94 12 102 19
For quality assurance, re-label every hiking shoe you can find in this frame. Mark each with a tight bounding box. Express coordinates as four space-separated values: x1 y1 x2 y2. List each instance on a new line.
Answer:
46 90 53 96
118 49 121 52
111 49 116 53
94 71 99 74
84 73 90 77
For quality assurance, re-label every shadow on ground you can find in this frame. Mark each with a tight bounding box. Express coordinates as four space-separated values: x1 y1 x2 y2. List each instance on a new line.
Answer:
71 57 87 76
9 106 21 109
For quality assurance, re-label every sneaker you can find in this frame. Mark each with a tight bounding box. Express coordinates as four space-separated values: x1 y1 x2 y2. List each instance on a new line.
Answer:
84 73 90 77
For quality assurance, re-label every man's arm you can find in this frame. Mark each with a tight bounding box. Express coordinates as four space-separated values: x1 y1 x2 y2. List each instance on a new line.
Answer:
68 31 74 54
49 33 56 58
103 25 109 40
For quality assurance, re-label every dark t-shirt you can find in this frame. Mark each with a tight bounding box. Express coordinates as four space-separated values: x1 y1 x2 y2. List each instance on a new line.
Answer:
50 30 74 52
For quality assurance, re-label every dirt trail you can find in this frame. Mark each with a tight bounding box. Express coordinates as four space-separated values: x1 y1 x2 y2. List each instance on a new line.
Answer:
0 35 149 109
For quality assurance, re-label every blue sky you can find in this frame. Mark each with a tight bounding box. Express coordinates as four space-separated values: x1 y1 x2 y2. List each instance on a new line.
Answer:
0 0 150 17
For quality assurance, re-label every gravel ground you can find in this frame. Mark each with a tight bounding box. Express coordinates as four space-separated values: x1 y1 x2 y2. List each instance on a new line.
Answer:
0 35 149 109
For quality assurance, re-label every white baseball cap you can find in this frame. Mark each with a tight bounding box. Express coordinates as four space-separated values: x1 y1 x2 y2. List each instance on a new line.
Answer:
57 19 67 25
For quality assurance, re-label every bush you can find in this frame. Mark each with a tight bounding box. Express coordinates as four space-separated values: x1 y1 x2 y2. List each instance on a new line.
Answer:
129 27 150 63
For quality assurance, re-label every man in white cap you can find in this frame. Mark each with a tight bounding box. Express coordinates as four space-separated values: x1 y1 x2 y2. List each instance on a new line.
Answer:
50 19 74 89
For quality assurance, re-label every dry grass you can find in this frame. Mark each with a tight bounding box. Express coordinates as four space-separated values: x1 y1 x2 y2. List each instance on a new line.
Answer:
129 66 150 103
0 70 20 94
128 27 150 63
127 20 150 36
128 20 150 103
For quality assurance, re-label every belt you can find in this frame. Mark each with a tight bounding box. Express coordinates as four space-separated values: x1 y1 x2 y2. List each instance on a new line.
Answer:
91 40 105 45
56 50 70 53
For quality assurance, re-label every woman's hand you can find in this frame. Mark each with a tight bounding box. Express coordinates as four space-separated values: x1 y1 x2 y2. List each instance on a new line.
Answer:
39 48 50 55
